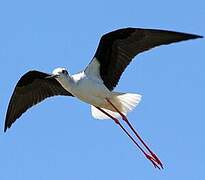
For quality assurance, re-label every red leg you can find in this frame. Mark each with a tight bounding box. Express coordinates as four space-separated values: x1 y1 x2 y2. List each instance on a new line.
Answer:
96 106 161 169
106 98 163 169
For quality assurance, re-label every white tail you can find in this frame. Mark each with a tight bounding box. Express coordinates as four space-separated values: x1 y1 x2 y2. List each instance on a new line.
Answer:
91 93 142 119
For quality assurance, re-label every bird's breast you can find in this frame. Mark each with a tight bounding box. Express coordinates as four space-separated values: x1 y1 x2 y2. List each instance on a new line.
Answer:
71 77 111 106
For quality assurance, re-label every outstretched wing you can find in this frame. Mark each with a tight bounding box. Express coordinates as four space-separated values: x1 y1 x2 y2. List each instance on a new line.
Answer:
4 70 73 132
94 28 202 90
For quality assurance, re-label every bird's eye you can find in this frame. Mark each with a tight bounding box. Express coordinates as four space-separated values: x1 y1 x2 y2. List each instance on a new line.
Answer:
62 69 68 75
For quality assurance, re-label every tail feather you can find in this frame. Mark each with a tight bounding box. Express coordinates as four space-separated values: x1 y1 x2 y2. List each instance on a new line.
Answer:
91 106 122 119
91 93 142 120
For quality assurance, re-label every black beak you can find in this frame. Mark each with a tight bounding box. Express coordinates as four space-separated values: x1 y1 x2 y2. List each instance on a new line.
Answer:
45 74 60 79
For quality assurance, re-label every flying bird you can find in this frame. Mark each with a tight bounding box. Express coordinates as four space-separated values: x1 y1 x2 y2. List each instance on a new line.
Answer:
4 28 203 169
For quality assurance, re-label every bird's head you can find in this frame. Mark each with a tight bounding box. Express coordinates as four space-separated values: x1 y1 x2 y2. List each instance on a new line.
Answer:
46 67 69 79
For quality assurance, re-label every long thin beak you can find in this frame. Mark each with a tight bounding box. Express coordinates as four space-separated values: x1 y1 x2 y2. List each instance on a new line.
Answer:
45 74 60 79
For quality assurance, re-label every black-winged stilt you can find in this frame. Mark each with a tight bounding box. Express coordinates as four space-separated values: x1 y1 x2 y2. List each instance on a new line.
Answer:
4 28 203 169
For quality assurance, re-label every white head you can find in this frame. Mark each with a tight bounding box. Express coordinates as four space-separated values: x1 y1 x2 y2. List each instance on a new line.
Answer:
51 67 69 79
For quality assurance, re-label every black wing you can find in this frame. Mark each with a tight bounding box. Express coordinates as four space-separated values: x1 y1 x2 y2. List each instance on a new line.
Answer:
4 70 73 132
94 28 203 91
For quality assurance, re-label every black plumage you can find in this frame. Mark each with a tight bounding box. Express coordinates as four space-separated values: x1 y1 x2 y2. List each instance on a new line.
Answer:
95 28 203 90
4 71 73 132
5 28 202 132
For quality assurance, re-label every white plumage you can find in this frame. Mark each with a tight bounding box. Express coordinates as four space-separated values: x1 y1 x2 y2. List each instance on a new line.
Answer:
5 27 202 169
52 59 142 120
91 93 142 119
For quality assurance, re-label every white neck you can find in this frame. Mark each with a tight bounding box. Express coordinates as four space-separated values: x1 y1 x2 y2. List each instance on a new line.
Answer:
56 75 74 92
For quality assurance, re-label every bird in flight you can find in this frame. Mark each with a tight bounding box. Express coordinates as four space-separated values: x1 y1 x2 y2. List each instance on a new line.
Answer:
4 28 202 169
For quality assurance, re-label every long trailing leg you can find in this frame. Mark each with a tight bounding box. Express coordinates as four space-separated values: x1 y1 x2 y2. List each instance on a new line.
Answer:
105 98 163 169
95 106 161 169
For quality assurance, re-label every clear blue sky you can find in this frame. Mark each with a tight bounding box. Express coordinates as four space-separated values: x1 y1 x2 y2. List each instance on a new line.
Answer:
0 0 204 179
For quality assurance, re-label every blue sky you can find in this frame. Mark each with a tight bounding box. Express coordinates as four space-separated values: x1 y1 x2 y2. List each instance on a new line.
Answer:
0 0 204 179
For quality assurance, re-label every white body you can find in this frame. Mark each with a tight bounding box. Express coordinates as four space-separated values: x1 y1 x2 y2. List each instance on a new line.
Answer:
52 58 142 119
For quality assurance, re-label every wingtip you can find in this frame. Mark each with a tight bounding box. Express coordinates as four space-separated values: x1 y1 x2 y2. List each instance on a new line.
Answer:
4 127 7 133
4 121 10 133
180 32 203 40
173 31 203 43
4 124 8 133
192 34 203 39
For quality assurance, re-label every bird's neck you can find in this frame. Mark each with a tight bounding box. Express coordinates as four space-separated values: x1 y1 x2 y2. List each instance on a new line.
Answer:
57 75 74 93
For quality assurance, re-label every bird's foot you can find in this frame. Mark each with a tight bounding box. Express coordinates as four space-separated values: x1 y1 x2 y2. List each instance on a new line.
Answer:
145 153 162 169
